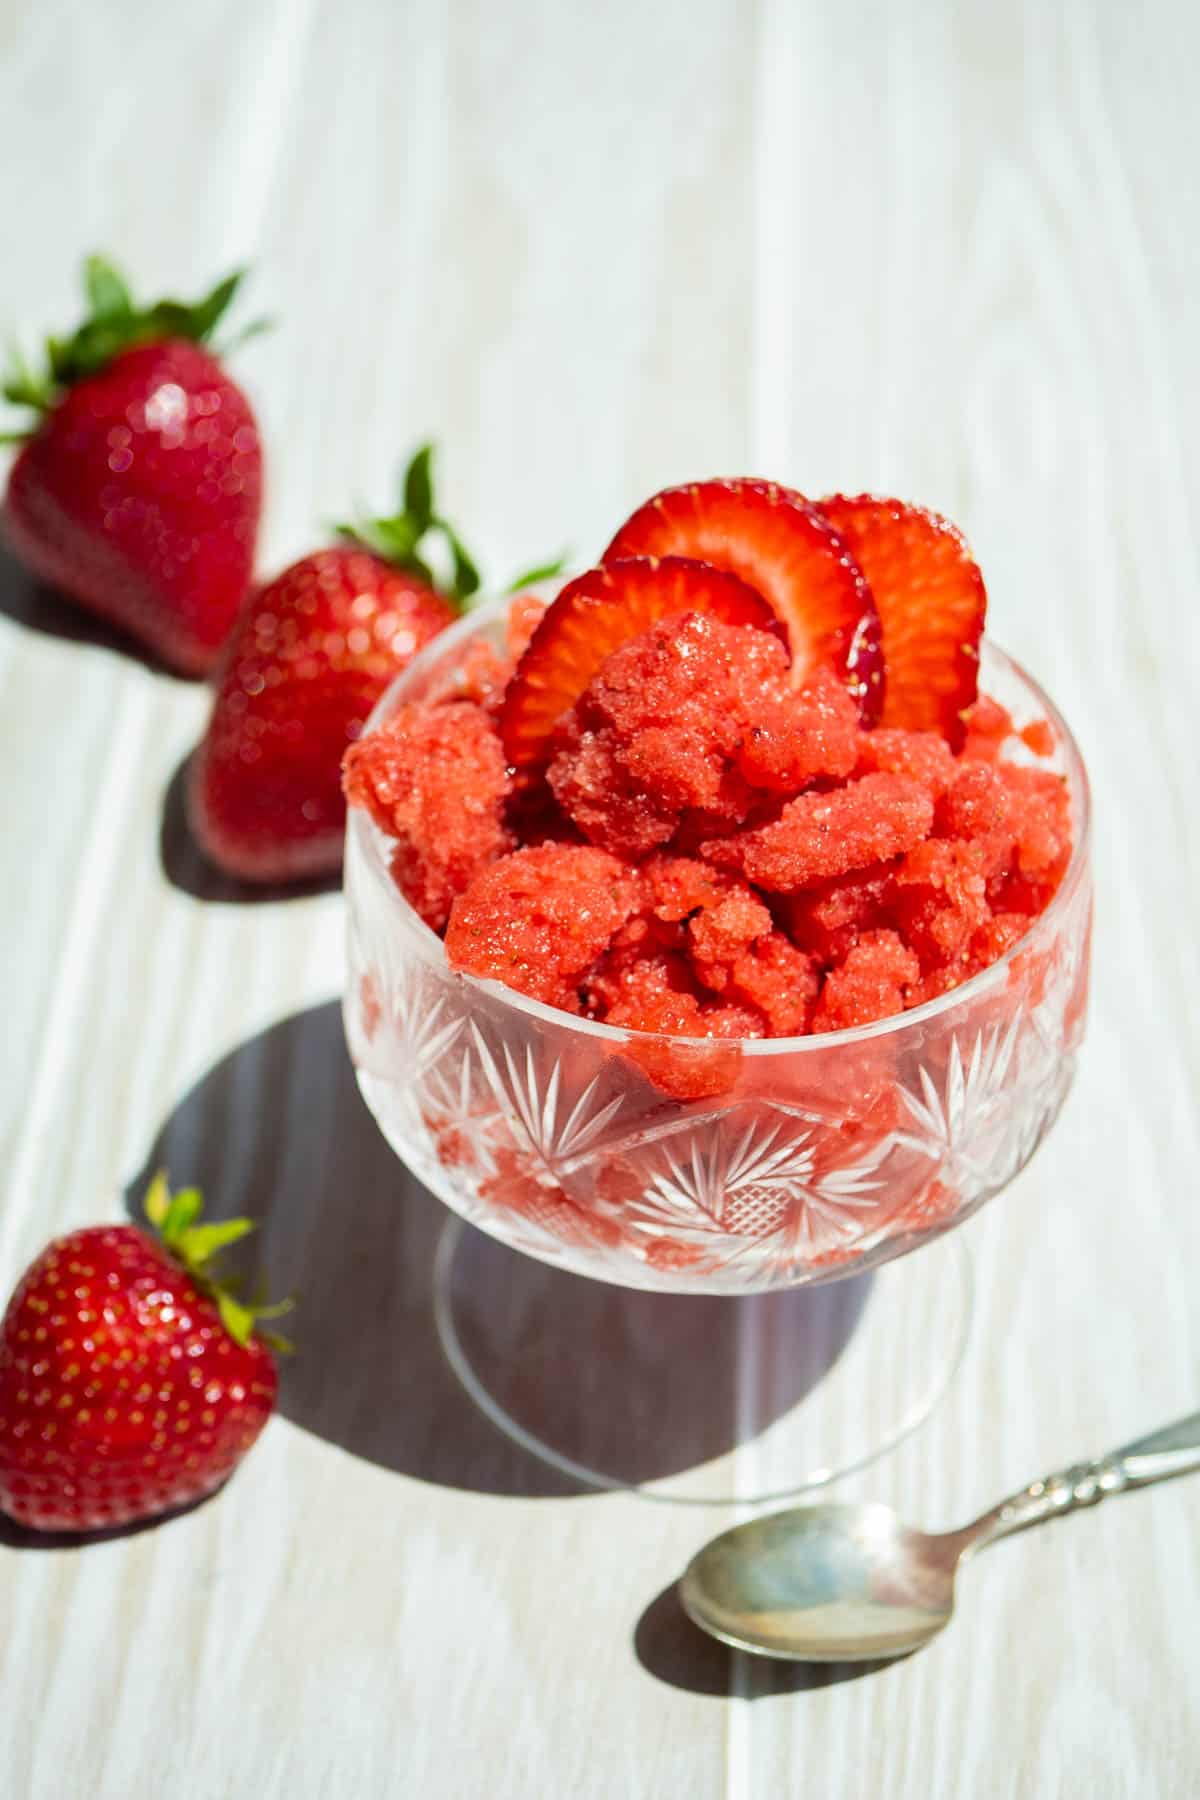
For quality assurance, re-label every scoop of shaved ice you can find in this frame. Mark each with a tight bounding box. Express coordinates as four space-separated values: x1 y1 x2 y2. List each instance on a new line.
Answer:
705 773 934 891
778 864 898 963
854 726 956 799
722 932 821 1036
583 926 697 1016
546 613 856 856
812 930 920 1033
734 665 860 793
894 839 991 964
998 763 1072 875
342 699 512 929
641 854 735 922
444 843 640 1012
608 983 760 1101
687 885 774 985
935 761 1015 864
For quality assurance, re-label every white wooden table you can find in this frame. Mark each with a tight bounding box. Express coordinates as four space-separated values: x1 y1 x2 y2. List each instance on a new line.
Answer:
3 2 1199 1793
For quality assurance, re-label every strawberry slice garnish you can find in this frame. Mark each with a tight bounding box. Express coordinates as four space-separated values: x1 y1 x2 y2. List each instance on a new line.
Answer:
815 495 986 740
500 555 777 769
602 478 883 720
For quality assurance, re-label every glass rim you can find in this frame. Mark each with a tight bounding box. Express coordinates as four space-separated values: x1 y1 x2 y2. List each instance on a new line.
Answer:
348 592 1092 1057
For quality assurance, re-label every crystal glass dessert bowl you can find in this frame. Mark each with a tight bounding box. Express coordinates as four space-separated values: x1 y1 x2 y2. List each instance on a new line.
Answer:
343 594 1092 1297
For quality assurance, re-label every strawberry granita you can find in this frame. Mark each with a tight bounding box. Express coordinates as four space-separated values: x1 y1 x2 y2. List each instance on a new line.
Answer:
703 772 935 891
343 479 1091 1299
442 842 641 1013
811 929 920 1034
342 698 512 930
544 610 856 855
346 620 1070 1054
343 485 1075 1074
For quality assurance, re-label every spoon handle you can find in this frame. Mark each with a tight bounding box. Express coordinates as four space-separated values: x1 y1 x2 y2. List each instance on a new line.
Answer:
963 1411 1200 1552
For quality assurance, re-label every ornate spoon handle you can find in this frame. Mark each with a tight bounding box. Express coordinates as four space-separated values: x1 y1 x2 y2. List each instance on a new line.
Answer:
961 1411 1200 1552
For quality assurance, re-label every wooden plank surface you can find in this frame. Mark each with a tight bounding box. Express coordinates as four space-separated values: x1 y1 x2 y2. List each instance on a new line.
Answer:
2 0 1199 1793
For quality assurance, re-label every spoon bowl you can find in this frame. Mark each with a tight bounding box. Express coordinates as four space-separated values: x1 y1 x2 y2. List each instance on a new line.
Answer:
680 1411 1200 1663
681 1503 962 1662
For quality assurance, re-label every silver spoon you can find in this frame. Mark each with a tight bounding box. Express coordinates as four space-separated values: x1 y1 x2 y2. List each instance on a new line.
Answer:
681 1411 1200 1662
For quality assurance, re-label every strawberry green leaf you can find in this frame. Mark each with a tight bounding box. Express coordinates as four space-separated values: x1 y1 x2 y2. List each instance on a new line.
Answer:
187 269 246 342
505 554 569 593
60 319 132 380
377 515 422 560
143 1170 172 1230
162 1186 204 1243
141 1174 290 1351
331 442 487 606
2 366 52 411
84 255 134 321
336 519 389 559
3 339 53 411
44 335 72 385
402 442 436 534
254 1297 295 1320
144 299 198 340
176 1218 257 1267
405 551 435 586
217 1290 256 1348
218 315 273 355
439 519 481 601
3 256 260 414
337 515 421 565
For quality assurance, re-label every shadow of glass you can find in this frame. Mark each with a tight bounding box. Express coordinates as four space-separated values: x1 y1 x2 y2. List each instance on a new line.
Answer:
0 536 177 675
633 1583 903 1696
158 752 343 906
126 1001 871 1499
442 1225 870 1489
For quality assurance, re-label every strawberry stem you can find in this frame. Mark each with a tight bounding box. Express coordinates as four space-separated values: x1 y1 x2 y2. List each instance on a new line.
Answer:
143 1173 292 1354
336 441 563 609
505 554 570 593
2 255 267 424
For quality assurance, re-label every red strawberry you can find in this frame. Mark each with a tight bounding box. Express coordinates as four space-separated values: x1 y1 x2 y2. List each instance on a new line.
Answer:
189 551 455 882
815 495 986 739
0 1176 286 1534
602 478 883 719
2 257 264 676
189 444 563 881
500 555 777 769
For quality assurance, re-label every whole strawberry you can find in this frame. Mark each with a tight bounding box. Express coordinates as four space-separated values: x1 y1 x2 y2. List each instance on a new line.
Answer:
187 443 562 882
0 1176 287 1533
2 256 264 676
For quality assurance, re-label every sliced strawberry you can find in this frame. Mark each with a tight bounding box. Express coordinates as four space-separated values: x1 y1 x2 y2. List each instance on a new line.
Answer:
499 555 776 769
602 478 883 719
815 495 986 740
